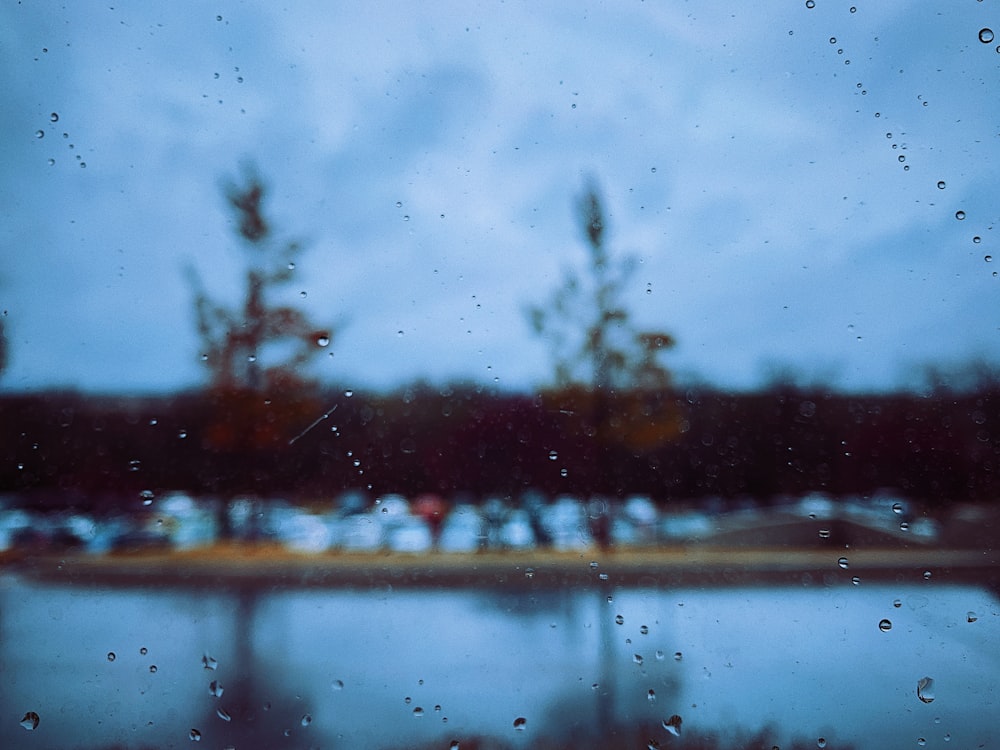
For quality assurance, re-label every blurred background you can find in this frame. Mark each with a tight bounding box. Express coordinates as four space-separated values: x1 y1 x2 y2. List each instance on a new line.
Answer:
1 2 999 749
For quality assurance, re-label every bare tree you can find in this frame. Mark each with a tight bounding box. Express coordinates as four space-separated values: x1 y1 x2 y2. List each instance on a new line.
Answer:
528 179 674 393
187 166 333 394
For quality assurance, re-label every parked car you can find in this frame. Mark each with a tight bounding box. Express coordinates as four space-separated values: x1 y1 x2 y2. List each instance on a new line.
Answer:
438 504 485 553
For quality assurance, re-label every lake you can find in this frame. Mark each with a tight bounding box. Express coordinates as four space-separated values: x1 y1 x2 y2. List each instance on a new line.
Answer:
0 572 997 749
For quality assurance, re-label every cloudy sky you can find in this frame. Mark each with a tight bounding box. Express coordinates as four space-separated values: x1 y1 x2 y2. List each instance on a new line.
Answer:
3 1 1000 394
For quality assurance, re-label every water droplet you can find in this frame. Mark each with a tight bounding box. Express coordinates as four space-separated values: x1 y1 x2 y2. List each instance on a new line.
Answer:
838 557 849 569
209 680 224 698
955 211 966 220
650 166 657 173
107 651 116 662
450 742 460 750
316 335 330 347
189 728 202 741
403 215 410 222
917 676 935 703
404 696 412 705
19 712 40 731
917 738 926 746
216 708 231 722
967 611 978 623
879 618 893 632
633 654 644 666
647 689 656 702
395 201 403 208
819 528 831 539
49 112 59 123
900 521 910 532
202 654 218 670
852 576 862 585
893 598 902 608
985 255 993 263
817 739 827 749
332 679 345 690
178 429 188 439
850 5 857 11
829 37 837 44
140 646 148 655
980 28 995 43
549 450 558 461
47 158 55 165
663 715 682 737
937 181 946 189
805 0 815 7
345 389 354 397
640 624 649 635
674 651 683 661
973 236 982 244
35 130 44 139
149 664 158 673
301 714 313 726
923 570 932 580
513 717 527 731
615 614 624 625
412 706 425 717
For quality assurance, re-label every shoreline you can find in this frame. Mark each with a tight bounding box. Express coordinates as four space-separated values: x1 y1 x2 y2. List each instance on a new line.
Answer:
4 545 998 591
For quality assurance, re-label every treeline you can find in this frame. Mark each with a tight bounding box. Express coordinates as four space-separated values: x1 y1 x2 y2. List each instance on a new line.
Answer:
1 384 998 512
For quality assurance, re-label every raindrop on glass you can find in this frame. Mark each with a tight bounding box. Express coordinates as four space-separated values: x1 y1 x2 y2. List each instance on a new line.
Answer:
633 654 644 666
209 680 224 698
647 689 656 702
674 651 683 661
936 181 946 189
838 557 849 569
663 714 683 737
216 708 231 722
980 28 995 44
819 528 831 539
806 0 815 7
107 651 116 662
49 112 59 122
301 714 313 726
893 598 902 608
202 654 218 670
955 211 966 220
316 336 330 347
615 614 624 625
817 739 827 749
19 712 40 731
640 624 649 634
879 618 892 632
35 130 44 139
967 611 978 623
189 728 202 741
332 679 345 690
413 707 425 717
149 664 158 673
917 676 935 703
513 717 527 731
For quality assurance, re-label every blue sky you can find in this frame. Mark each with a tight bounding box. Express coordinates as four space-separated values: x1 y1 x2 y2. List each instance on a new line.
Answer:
3 1 1000 394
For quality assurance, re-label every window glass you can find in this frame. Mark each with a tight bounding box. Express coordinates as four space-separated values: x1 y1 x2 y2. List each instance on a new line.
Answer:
1 3 998 749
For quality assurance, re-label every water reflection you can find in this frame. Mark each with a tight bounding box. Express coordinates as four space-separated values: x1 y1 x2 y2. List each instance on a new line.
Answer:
0 577 996 749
